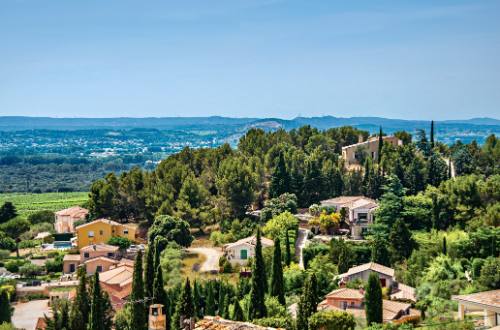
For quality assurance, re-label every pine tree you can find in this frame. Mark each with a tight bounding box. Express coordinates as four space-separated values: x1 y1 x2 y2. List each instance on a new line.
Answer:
430 120 435 148
0 290 11 323
377 127 383 164
232 299 244 321
296 273 318 330
269 151 291 198
365 272 383 325
0 202 17 224
130 251 147 330
270 238 285 305
152 264 167 306
284 230 292 266
248 229 267 319
144 245 155 299
70 267 90 330
388 218 415 263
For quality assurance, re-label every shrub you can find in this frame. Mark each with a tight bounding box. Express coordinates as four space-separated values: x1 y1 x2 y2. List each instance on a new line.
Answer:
0 251 10 260
107 236 132 250
19 263 43 277
45 254 64 273
27 210 55 225
218 256 232 273
4 259 27 273
308 310 356 330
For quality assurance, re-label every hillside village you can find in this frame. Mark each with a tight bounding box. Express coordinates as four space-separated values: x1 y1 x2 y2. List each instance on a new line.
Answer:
0 123 498 330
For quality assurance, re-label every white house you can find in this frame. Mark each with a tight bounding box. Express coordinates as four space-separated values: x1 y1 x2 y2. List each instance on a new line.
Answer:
223 235 274 266
320 196 378 239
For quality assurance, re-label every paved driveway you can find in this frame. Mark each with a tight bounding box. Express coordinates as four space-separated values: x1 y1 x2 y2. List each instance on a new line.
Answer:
13 299 51 330
296 228 310 269
187 247 223 273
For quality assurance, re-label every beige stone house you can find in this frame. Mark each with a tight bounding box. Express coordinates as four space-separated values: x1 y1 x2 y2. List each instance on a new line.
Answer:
54 206 89 233
342 136 402 167
320 196 378 239
62 243 121 274
223 235 274 266
453 290 500 328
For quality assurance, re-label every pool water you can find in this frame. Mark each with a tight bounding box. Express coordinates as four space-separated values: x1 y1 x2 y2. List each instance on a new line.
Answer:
53 241 72 249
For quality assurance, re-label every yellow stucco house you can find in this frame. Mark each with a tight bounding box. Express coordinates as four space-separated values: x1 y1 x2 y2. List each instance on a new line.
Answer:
75 219 137 249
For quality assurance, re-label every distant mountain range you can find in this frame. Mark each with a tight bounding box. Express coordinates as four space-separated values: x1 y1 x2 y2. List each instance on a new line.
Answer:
0 115 499 131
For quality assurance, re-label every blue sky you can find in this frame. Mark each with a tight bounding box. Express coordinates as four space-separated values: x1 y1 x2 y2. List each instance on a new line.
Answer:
1 0 499 120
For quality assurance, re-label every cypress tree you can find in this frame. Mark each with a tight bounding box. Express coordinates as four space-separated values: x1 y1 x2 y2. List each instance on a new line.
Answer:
377 127 383 164
152 263 167 306
232 299 244 321
270 238 285 305
430 120 435 148
0 290 11 323
217 282 225 315
296 273 318 330
70 267 90 330
130 251 147 330
442 236 447 255
144 245 155 299
205 281 216 316
192 280 203 319
365 272 383 325
248 229 267 319
284 230 292 266
60 300 70 330
270 151 291 198
177 278 194 328
87 272 112 330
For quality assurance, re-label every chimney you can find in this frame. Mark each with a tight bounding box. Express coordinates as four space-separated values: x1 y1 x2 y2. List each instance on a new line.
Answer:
358 135 363 143
149 304 167 330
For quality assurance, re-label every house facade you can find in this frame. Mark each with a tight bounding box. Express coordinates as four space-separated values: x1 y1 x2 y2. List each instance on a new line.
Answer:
453 290 500 328
320 196 378 239
342 136 402 166
223 235 274 266
75 219 137 249
99 262 134 309
54 206 89 233
63 243 121 274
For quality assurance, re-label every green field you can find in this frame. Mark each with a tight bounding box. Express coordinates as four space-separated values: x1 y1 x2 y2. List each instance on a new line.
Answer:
0 192 88 218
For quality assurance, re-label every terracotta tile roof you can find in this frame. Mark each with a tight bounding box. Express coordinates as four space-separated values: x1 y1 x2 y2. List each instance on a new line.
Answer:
319 299 413 322
99 264 134 288
75 218 121 230
321 196 378 210
452 289 500 308
325 288 364 299
63 254 81 262
117 258 135 267
390 283 417 302
342 262 395 278
55 206 89 218
195 316 278 330
224 235 274 250
80 243 119 253
84 256 118 265
382 300 412 321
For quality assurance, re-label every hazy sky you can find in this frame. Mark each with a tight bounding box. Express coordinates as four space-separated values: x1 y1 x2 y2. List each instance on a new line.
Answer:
1 0 499 119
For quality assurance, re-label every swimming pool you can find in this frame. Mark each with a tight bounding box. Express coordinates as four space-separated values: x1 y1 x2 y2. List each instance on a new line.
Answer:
53 241 73 249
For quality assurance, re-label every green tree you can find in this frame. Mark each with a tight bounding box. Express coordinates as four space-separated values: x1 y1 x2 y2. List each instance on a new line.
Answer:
478 257 500 289
0 218 30 257
174 174 210 229
144 245 155 299
296 273 318 330
0 290 11 324
375 175 405 229
284 230 292 266
130 251 147 330
0 202 17 224
270 238 285 305
175 278 194 329
377 127 384 164
232 299 244 321
270 152 291 198
371 236 390 267
148 215 193 248
70 267 90 330
388 219 415 263
307 310 356 330
248 229 267 319
430 120 435 148
152 264 167 306
365 272 383 326
87 272 112 330
427 151 448 187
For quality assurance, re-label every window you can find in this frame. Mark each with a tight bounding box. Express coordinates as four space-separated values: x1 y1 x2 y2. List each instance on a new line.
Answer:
69 264 76 273
123 229 129 235
99 230 104 236
88 231 94 238
240 249 248 260
96 266 103 273
84 252 89 258
107 253 114 258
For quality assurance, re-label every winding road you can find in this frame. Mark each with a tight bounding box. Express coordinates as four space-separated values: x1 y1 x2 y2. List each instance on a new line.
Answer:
187 247 223 273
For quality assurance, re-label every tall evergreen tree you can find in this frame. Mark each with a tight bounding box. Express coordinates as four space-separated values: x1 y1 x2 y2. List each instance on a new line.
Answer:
371 236 390 267
144 245 155 299
87 272 112 330
442 236 447 255
269 151 291 198
152 264 167 306
248 229 267 319
232 299 244 321
284 230 292 266
375 175 405 229
176 278 194 329
205 282 216 316
270 238 285 305
296 273 318 330
0 290 11 324
377 127 383 164
388 218 415 263
70 267 90 330
365 272 383 325
192 280 203 319
130 251 147 330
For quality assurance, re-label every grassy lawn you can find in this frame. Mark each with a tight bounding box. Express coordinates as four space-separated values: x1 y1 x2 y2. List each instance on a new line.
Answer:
0 192 88 219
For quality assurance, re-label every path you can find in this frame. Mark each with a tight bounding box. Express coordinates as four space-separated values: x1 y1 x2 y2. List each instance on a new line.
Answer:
187 247 223 273
296 228 310 269
13 299 51 330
